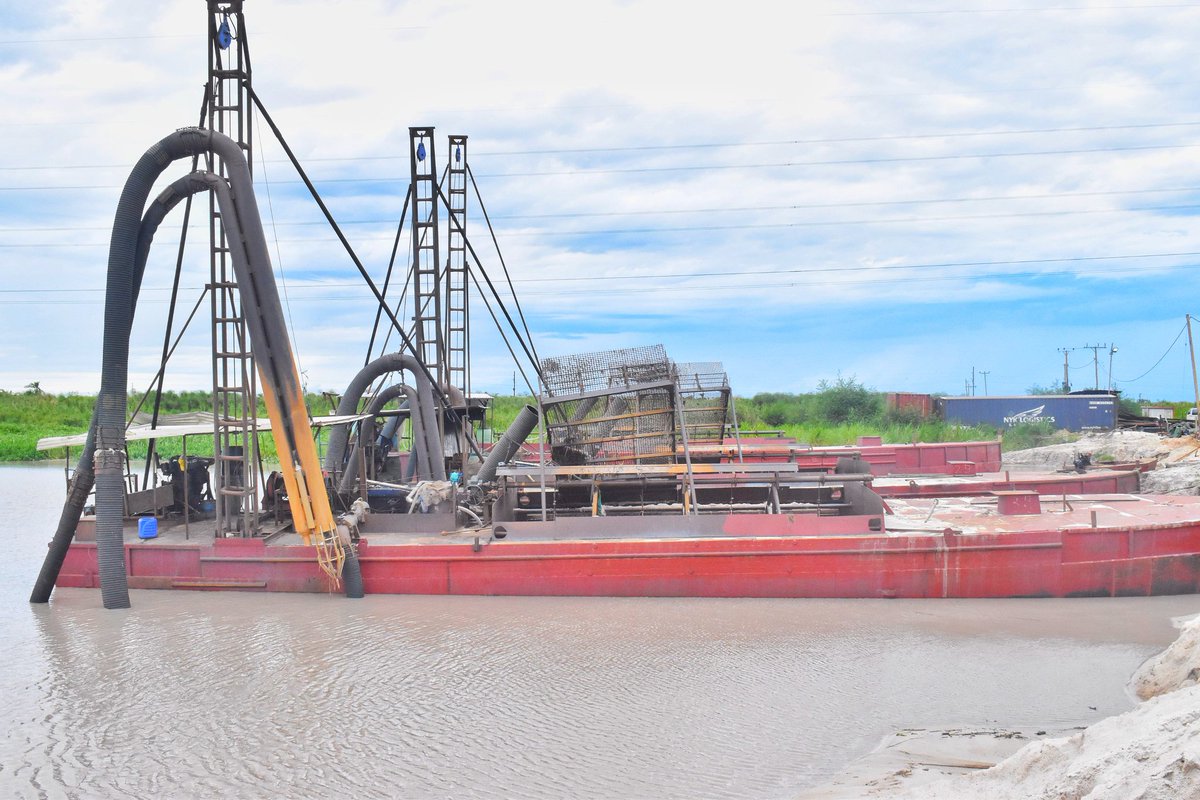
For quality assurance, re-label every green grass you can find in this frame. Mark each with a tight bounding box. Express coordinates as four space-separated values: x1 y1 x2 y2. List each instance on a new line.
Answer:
482 385 996 449
3 389 336 463
999 420 1076 452
3 380 1095 463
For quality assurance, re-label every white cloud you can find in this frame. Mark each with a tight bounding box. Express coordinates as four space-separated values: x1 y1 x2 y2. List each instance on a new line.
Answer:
3 0 1200 399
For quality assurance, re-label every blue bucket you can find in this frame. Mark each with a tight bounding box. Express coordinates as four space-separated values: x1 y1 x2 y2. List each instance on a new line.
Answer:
137 517 158 540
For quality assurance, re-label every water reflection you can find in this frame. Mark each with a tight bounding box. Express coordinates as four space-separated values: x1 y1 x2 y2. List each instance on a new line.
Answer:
2 464 1197 799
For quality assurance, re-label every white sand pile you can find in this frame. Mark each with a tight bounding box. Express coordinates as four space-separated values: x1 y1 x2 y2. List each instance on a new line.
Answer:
884 615 1200 800
1132 614 1200 700
1001 431 1176 471
1001 431 1200 495
1141 464 1200 495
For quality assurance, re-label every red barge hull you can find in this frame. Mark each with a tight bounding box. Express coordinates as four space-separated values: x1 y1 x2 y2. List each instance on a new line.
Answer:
56 494 1200 599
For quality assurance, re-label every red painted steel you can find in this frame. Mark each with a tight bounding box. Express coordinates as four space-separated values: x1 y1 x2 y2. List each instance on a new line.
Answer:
873 469 1139 498
996 491 1042 515
706 439 1004 475
57 498 1200 599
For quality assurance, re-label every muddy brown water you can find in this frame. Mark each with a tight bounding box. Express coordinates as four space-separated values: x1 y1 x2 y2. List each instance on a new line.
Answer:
2 463 1197 799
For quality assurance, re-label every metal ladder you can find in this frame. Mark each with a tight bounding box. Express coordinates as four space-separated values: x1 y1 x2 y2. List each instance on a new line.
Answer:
445 135 470 398
207 1 259 536
408 127 445 389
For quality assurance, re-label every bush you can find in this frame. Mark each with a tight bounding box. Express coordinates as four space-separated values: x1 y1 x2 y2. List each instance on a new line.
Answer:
812 377 881 424
1002 420 1063 452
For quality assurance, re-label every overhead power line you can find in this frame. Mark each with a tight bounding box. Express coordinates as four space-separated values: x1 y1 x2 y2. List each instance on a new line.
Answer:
8 185 1200 233
6 141 1200 192
1114 323 1188 384
5 202 1200 247
4 250 1196 296
5 120 1200 170
0 259 1173 306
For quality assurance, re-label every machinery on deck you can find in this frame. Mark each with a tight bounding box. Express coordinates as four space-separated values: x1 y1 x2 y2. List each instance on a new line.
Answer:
31 0 890 610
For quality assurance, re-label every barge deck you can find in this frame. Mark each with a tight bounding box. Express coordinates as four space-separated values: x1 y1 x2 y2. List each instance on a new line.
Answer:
57 492 1200 599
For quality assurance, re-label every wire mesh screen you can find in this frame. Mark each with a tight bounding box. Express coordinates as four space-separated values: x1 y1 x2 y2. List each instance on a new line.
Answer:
675 361 731 444
541 345 678 464
541 344 673 396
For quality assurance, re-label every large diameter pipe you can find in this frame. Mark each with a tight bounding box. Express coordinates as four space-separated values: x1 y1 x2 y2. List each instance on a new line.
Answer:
473 405 539 484
40 126 344 609
338 383 419 493
32 168 215 606
325 353 444 482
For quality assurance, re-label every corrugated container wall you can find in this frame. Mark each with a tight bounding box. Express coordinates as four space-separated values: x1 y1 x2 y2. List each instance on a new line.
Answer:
886 392 933 418
941 394 1117 432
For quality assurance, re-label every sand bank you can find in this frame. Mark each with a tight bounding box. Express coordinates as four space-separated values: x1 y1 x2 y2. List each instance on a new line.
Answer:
799 613 1200 800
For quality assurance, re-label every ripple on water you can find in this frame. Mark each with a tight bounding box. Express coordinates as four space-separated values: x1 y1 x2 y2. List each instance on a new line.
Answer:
1 465 1197 799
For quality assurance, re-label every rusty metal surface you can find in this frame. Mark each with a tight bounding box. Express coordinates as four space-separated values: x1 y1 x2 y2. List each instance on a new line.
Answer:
541 345 679 464
57 493 1200 598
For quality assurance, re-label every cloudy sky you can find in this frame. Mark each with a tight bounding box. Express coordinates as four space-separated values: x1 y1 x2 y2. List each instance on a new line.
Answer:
4 0 1200 403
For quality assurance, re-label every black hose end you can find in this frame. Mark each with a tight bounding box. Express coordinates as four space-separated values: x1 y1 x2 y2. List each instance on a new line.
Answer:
343 547 365 599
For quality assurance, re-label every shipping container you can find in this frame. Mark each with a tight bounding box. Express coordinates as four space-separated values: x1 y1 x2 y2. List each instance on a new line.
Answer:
941 394 1117 432
886 392 934 418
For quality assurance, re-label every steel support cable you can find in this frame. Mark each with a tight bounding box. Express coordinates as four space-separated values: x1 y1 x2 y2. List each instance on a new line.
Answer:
467 164 540 371
144 88 211 487
255 113 304 381
365 183 411 367
58 129 359 607
434 181 543 383
1114 323 1188 384
126 289 212 423
467 264 538 398
32 155 227 608
372 162 448 402
245 88 456 419
371 225 419 372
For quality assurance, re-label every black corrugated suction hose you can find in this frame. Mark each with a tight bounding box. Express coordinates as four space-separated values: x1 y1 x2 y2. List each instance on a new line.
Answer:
338 383 418 493
342 546 365 599
325 354 445 482
31 170 215 605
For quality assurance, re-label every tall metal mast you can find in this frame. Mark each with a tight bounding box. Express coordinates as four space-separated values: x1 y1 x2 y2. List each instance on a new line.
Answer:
445 135 470 398
206 1 259 536
408 128 444 390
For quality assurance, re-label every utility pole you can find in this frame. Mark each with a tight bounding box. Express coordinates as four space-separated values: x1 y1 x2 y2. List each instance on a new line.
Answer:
1057 348 1072 393
971 366 976 397
980 370 990 395
1107 346 1117 392
1081 343 1108 390
1187 316 1200 424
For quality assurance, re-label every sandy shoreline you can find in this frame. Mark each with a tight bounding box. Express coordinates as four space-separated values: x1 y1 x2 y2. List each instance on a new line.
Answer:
798 611 1200 799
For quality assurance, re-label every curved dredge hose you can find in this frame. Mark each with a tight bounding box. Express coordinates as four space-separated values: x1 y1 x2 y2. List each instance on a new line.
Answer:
31 168 216 606
33 128 362 607
324 354 446 485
